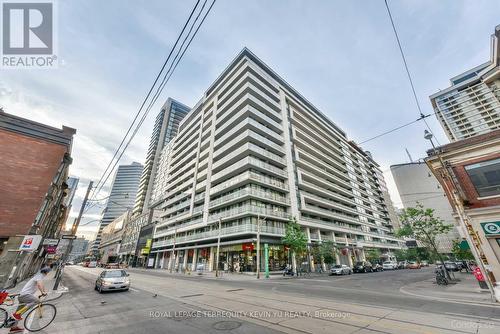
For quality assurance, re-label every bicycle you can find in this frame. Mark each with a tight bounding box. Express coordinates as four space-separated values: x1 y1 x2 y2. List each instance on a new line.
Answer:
0 292 57 331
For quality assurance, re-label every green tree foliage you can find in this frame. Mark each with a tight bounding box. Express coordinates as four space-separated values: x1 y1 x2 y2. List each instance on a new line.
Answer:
282 217 308 255
311 241 337 265
451 240 475 260
365 249 381 263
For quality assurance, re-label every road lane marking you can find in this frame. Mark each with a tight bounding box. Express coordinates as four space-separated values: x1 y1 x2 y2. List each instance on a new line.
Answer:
129 287 139 292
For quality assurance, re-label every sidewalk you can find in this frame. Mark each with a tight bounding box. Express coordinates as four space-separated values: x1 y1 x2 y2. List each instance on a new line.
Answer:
400 271 497 305
6 270 68 300
126 267 329 281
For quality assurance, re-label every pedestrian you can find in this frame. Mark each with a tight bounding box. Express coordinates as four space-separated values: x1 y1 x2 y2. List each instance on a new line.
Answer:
8 266 51 333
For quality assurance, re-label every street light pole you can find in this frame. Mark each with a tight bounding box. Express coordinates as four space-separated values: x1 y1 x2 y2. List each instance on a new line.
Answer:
215 218 221 278
170 228 177 273
257 214 261 279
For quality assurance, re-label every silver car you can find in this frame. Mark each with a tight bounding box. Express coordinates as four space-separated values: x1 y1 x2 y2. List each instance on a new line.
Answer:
329 264 352 275
95 269 130 293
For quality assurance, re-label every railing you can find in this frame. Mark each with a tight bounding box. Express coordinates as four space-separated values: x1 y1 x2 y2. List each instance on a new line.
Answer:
209 187 289 208
211 156 287 182
208 204 289 222
153 223 286 248
213 142 286 171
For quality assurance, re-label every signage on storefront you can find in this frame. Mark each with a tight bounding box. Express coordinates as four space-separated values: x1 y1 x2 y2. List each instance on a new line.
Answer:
19 235 42 251
42 238 59 246
242 243 254 251
45 245 57 254
480 221 500 236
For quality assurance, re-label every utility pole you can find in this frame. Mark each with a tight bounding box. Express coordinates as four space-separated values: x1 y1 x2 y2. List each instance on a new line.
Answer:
170 229 177 273
215 218 221 278
53 181 93 290
256 215 261 279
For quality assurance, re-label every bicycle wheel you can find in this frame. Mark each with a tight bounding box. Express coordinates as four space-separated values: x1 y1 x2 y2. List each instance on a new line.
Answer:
0 307 7 328
24 303 57 332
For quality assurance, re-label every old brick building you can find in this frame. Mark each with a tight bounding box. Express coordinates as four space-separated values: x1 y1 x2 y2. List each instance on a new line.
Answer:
0 110 76 286
426 129 500 300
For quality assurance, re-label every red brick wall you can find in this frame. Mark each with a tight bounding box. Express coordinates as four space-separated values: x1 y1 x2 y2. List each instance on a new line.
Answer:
452 152 500 209
0 128 68 237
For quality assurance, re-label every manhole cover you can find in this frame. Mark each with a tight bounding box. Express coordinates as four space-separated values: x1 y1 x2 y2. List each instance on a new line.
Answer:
212 321 242 330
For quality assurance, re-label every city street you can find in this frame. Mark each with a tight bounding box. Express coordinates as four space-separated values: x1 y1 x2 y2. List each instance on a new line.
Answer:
15 266 498 334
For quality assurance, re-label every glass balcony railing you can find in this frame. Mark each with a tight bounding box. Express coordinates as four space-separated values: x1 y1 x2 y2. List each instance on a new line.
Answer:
209 187 289 208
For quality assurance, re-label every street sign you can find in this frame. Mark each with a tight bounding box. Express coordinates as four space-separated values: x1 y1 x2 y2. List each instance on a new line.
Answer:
19 235 42 251
480 221 500 236
42 238 59 246
61 235 77 240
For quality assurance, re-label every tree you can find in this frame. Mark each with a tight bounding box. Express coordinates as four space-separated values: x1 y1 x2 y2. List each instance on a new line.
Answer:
451 240 474 261
397 203 453 278
365 249 381 264
311 241 337 267
282 217 308 275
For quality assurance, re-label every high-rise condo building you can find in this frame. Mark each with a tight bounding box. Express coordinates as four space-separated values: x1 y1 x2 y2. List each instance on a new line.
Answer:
150 48 403 272
132 98 190 216
92 162 143 252
390 162 462 253
430 25 500 141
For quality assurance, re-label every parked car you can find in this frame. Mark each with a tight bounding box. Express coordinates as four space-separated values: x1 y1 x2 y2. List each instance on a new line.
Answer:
329 264 352 276
88 261 97 268
382 261 397 270
373 263 384 272
65 261 74 266
445 261 459 271
95 269 130 293
397 261 408 269
105 263 120 269
408 261 421 269
420 261 429 267
353 261 373 273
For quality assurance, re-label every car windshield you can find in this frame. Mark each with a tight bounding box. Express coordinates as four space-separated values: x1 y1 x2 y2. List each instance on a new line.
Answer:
333 265 342 268
383 261 391 264
355 262 364 266
104 270 127 278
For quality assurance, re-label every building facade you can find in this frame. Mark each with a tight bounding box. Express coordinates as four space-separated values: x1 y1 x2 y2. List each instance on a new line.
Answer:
132 98 189 216
430 25 500 141
390 162 462 253
92 162 143 252
98 211 128 264
426 129 500 300
0 110 76 286
68 237 89 262
150 48 402 273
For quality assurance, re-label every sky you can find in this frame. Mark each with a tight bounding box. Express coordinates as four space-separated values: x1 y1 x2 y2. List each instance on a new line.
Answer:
1 0 499 240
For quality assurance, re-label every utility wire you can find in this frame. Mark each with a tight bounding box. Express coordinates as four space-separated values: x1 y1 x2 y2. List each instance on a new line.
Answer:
87 0 216 209
88 0 202 204
383 0 440 146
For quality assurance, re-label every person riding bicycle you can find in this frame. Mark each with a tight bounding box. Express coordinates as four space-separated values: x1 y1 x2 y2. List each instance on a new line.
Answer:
8 266 51 333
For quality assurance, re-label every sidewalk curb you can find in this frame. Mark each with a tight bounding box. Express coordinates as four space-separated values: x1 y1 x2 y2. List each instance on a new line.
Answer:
399 286 500 306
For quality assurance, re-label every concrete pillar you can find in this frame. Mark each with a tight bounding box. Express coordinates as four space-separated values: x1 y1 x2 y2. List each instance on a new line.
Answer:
183 250 188 272
306 228 314 271
317 229 326 271
208 247 214 272
334 248 340 265
360 248 366 261
191 248 198 271
174 250 180 271
347 249 354 267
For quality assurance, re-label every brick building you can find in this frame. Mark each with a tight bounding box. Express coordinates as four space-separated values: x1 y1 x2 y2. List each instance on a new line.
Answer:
426 129 500 300
0 110 76 287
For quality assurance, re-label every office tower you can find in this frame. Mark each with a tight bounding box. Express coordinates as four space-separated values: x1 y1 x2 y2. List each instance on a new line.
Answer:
150 48 403 272
132 98 190 216
430 25 500 141
92 162 143 252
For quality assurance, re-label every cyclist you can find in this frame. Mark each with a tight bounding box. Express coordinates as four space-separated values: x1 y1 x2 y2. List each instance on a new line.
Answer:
8 266 51 333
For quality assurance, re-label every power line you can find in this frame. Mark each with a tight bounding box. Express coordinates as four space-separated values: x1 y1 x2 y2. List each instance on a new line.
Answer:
359 112 435 144
88 0 217 208
88 0 203 203
383 0 440 146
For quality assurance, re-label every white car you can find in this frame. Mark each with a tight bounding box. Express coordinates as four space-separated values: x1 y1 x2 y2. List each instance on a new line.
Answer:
382 261 397 270
329 264 352 275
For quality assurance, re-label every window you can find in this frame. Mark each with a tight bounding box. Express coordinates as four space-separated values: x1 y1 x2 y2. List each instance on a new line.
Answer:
465 158 500 197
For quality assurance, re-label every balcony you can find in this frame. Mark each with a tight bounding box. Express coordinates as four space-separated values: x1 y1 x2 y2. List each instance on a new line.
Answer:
302 203 361 226
153 223 286 248
210 170 288 196
212 142 286 172
211 156 287 183
209 204 289 222
209 187 290 209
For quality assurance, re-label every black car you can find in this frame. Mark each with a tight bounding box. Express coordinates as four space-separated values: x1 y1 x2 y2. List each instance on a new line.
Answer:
353 261 373 273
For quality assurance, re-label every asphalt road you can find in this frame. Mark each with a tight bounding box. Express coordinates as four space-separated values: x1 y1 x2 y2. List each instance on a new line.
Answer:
125 267 500 320
34 266 500 334
43 267 283 334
